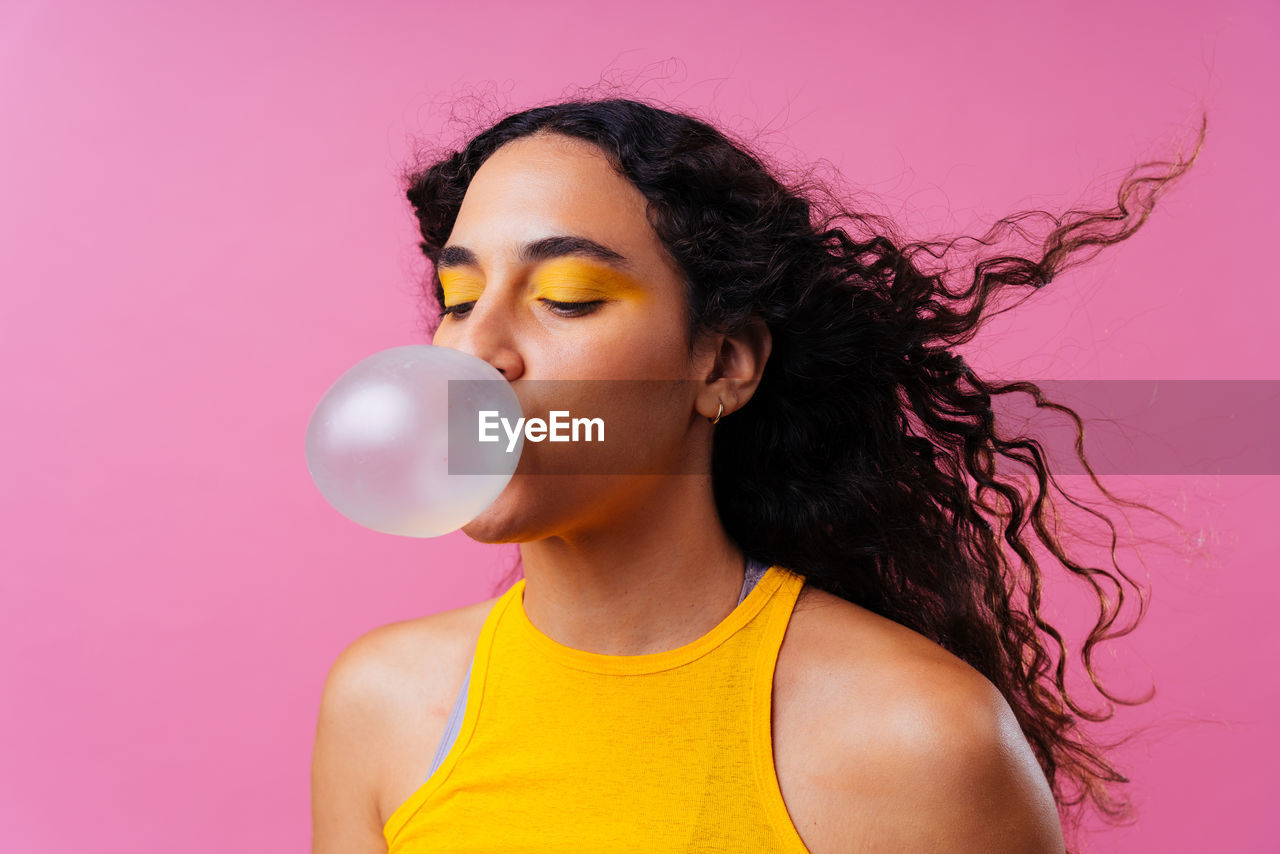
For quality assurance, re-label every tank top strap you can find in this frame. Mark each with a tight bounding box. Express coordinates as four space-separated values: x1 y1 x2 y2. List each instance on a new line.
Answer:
749 565 808 847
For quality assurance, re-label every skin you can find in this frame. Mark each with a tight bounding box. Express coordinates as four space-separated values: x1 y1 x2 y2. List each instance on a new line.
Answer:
311 131 1067 854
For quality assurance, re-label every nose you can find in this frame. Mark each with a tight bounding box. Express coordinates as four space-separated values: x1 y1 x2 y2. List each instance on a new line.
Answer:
439 296 524 382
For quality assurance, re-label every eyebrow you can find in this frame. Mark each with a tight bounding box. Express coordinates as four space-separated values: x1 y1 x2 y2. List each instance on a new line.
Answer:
436 235 635 274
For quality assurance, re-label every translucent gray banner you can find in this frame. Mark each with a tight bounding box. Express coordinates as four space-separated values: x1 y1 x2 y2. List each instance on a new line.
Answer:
989 380 1280 476
447 379 1280 476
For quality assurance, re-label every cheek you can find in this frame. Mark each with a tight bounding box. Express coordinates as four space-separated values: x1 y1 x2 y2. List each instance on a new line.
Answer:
429 315 461 348
562 309 690 380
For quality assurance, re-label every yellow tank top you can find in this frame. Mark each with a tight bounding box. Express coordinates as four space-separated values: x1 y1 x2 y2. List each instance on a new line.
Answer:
383 564 812 853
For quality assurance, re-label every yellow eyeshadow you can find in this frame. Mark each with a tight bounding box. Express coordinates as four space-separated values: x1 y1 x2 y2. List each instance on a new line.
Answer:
438 270 485 307
437 261 647 308
531 261 647 302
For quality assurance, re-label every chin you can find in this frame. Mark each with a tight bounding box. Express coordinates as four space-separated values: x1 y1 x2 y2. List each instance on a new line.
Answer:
456 470 608 545
458 481 537 544
459 513 516 544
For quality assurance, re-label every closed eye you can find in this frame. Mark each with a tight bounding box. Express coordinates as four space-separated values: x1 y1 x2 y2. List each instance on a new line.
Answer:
540 298 606 317
440 301 476 318
440 298 608 320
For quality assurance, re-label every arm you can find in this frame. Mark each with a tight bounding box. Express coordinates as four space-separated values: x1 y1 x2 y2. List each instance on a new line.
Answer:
310 630 399 854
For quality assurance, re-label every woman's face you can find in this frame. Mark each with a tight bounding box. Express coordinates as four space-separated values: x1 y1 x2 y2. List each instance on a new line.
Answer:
431 131 717 543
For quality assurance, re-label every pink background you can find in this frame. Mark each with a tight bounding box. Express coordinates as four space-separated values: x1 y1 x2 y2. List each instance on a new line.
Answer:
2 1 1275 851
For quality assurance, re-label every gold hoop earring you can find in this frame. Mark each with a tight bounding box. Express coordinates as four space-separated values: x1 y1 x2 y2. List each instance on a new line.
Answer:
710 400 724 425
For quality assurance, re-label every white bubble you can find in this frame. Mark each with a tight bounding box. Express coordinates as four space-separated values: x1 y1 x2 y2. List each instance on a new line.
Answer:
305 345 524 537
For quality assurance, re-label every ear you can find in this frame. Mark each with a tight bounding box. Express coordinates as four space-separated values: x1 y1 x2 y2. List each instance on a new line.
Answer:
695 316 773 422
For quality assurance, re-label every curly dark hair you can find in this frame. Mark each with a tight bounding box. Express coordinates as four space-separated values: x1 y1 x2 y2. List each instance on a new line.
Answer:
400 95 1205 851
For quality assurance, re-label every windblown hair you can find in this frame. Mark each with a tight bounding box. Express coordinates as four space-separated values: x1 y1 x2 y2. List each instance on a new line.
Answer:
401 96 1205 850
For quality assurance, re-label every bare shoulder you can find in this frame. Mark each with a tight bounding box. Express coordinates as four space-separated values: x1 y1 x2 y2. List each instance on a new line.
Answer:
334 594 499 688
775 586 1066 854
310 593 502 853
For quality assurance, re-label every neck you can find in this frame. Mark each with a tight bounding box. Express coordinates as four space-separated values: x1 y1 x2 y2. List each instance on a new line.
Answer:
516 474 745 656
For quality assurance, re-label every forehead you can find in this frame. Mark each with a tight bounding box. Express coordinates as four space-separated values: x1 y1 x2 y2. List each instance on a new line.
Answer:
451 133 657 262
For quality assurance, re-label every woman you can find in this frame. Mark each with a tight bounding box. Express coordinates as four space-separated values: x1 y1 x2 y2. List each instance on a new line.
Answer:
312 97 1202 853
